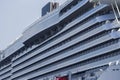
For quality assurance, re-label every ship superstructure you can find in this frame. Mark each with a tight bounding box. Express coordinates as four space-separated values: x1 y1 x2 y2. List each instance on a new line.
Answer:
0 0 120 80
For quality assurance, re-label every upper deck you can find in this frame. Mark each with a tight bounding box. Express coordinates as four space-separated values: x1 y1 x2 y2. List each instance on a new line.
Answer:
1 0 120 62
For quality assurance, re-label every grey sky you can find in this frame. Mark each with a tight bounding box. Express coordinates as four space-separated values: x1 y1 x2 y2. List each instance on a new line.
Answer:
0 0 67 50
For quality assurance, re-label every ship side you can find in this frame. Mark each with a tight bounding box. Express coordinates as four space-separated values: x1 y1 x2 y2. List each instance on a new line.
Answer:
0 0 120 80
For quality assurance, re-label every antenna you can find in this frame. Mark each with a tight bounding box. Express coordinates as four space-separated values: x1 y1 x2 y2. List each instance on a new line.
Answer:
111 3 119 23
115 0 120 17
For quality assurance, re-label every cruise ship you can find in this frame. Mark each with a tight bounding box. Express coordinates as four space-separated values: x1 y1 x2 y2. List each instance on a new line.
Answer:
0 0 120 80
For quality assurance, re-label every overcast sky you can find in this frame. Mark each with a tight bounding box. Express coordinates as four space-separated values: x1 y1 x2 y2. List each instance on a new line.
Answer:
0 0 67 50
